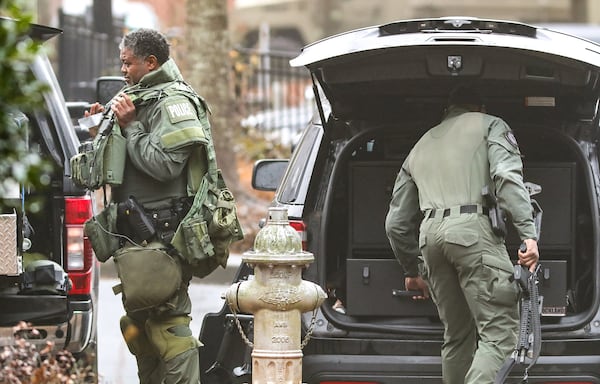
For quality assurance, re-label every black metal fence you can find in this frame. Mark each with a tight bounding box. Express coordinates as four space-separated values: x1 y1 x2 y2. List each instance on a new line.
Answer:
232 48 313 147
58 10 122 102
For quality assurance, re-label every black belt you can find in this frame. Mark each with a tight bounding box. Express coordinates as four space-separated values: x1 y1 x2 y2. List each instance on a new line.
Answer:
425 205 489 219
116 196 192 244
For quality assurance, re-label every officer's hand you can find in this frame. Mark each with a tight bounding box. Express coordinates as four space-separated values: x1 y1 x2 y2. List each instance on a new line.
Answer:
111 93 136 129
405 276 430 300
84 103 105 138
85 102 104 117
518 238 539 272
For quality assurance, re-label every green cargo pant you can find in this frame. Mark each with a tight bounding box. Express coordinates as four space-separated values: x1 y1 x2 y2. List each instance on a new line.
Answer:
120 314 201 384
419 212 519 384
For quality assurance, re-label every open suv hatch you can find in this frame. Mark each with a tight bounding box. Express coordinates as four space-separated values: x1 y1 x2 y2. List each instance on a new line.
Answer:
200 17 600 383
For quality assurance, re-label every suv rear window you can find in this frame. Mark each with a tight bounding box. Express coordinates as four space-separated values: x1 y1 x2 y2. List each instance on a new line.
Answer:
278 124 322 204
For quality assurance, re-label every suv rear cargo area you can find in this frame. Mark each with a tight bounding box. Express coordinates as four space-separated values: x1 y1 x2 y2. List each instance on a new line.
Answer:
322 122 592 326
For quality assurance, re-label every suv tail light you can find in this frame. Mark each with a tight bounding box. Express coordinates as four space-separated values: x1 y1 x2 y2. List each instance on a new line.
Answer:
65 196 93 295
289 219 307 250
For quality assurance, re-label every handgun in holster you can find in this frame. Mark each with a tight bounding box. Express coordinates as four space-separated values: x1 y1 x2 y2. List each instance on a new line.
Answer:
118 195 156 242
481 185 507 237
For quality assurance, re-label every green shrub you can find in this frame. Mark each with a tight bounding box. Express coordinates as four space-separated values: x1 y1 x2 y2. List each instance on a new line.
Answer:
0 0 52 202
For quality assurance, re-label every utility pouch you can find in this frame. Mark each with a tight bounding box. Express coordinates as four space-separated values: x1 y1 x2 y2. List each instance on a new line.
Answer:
112 242 182 312
171 171 243 278
84 203 120 262
209 187 242 261
70 149 92 188
177 217 218 278
70 112 126 190
99 128 126 186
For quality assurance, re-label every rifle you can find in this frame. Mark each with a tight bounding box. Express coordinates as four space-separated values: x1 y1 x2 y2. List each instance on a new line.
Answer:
495 183 543 384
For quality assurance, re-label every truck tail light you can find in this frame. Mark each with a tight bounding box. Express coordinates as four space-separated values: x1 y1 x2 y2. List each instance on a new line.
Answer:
289 220 307 250
65 196 93 295
321 382 379 384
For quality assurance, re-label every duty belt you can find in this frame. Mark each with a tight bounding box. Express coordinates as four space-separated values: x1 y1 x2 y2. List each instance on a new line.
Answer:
117 196 193 245
423 204 489 220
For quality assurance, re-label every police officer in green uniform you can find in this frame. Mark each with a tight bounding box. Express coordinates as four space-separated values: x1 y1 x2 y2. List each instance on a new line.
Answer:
87 29 209 384
385 85 540 384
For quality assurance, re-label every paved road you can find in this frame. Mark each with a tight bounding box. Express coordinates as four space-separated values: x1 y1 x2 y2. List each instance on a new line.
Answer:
97 255 242 384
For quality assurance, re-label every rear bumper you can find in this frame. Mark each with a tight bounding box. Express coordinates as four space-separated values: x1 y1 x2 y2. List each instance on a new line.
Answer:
0 297 94 354
302 354 600 384
67 298 94 353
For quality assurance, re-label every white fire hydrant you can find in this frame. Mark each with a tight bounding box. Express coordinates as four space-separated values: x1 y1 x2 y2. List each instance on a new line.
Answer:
225 207 326 384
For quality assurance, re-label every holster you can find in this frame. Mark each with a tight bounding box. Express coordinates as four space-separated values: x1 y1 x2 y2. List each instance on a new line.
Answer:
116 196 192 245
481 185 507 237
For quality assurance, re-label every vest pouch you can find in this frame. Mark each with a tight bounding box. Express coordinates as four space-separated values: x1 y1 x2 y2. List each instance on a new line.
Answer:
207 185 243 268
101 130 126 186
70 121 126 190
208 188 237 239
182 218 214 261
86 127 126 189
113 243 182 312
70 151 91 189
171 176 210 266
178 218 217 278
84 203 120 262
171 172 243 278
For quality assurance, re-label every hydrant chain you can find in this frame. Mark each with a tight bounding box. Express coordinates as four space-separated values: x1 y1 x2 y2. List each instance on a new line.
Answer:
228 303 254 348
300 309 318 349
228 302 319 350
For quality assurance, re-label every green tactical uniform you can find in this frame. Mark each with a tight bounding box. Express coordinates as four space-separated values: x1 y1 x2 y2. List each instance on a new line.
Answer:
113 58 208 384
385 106 537 384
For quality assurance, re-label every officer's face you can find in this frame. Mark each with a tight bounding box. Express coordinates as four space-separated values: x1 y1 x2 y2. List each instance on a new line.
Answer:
120 47 156 85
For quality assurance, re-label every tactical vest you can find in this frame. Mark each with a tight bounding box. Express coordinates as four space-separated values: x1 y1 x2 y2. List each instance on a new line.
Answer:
77 81 243 278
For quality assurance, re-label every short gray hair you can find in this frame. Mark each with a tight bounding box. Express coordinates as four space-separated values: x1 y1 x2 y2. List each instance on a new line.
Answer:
120 28 170 65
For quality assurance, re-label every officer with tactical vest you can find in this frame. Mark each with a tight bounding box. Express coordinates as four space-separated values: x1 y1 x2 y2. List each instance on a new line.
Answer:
86 29 211 384
385 85 539 384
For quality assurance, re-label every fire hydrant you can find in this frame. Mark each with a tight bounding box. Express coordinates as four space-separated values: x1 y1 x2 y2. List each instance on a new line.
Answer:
225 207 326 384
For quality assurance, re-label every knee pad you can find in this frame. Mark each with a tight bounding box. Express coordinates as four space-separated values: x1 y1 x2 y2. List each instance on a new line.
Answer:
119 315 156 357
146 315 201 362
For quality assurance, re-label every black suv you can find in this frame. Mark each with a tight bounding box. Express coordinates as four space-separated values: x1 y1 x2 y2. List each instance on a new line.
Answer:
200 17 600 383
0 22 98 366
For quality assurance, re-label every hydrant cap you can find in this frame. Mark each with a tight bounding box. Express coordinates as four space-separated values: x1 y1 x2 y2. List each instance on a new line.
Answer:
244 207 314 263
